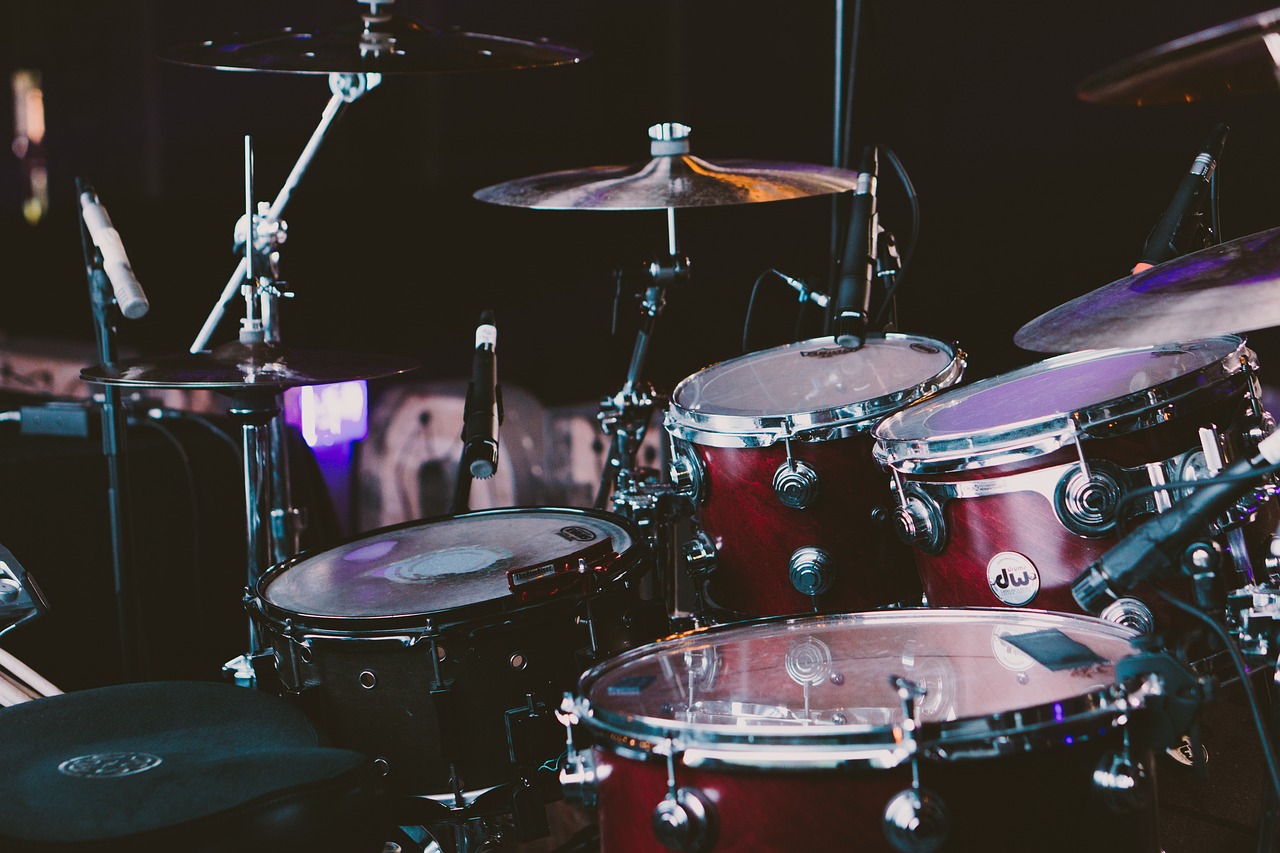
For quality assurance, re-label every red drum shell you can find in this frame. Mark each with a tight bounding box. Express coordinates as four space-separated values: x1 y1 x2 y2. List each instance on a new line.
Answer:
694 436 919 616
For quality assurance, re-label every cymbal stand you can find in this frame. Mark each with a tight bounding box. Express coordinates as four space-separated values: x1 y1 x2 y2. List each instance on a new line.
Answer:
222 138 300 686
594 207 689 509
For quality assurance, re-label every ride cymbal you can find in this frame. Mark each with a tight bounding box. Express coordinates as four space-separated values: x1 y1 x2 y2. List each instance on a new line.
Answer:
161 7 589 75
1079 7 1280 105
473 122 862 210
81 340 419 391
1014 225 1280 352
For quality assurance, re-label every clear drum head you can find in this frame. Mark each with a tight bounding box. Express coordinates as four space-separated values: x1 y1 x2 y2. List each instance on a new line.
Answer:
258 508 637 626
874 337 1249 473
665 334 963 448
575 609 1137 765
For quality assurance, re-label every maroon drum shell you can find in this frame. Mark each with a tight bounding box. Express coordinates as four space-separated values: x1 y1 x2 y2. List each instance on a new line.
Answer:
874 338 1265 620
693 436 919 616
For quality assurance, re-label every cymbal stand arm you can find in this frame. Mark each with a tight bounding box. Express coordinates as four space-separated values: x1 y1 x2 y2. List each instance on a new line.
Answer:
190 72 379 353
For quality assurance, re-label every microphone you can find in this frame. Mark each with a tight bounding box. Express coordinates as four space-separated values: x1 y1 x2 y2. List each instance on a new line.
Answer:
1072 429 1280 613
831 145 878 349
460 309 501 479
78 184 150 320
1134 123 1229 272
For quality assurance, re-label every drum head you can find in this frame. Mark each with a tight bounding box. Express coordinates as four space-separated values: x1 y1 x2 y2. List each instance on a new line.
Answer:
874 337 1248 472
576 609 1136 760
666 334 962 447
259 507 638 625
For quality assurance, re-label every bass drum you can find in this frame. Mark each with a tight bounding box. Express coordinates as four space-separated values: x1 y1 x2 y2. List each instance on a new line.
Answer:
873 337 1273 631
562 608 1158 852
665 333 964 618
252 507 666 824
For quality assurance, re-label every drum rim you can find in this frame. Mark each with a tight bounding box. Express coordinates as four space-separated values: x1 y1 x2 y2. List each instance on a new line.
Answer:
873 336 1251 474
252 506 648 633
569 607 1137 769
664 333 965 448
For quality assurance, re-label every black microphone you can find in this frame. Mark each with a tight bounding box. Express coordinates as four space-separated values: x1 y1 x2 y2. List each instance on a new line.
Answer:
830 145 878 349
1135 123 1229 271
78 181 150 320
1072 429 1280 613
460 310 500 479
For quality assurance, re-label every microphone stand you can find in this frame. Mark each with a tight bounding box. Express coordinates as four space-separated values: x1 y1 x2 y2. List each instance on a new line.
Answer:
76 177 140 681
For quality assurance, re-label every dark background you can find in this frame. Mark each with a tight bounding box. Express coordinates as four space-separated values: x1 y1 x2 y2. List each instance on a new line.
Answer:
4 1 1280 687
5 0 1280 398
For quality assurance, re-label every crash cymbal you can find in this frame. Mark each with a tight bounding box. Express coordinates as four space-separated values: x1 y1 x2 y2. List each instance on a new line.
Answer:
1079 7 1280 105
161 7 589 75
473 122 862 210
1014 225 1280 352
81 340 418 391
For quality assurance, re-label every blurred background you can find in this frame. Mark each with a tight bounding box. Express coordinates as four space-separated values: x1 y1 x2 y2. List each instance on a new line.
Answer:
4 0 1280 685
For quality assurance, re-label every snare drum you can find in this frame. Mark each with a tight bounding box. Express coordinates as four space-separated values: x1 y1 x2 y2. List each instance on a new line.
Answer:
665 333 964 618
560 609 1157 852
252 507 666 822
873 337 1269 627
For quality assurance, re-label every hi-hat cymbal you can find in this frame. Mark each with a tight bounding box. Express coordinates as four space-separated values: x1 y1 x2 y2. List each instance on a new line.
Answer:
161 9 589 75
1078 7 1280 105
1014 225 1280 352
81 340 419 392
474 122 862 210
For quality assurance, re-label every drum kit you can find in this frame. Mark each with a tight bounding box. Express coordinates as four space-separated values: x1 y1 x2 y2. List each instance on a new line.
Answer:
11 2 1280 852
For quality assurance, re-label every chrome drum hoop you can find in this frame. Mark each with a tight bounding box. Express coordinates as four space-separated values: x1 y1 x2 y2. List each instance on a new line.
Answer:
569 609 1138 771
665 333 965 449
873 337 1254 475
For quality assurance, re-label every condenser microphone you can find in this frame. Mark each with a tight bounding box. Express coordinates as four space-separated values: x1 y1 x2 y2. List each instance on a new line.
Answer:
831 145 878 348
1134 123 1229 272
78 183 150 320
460 310 500 479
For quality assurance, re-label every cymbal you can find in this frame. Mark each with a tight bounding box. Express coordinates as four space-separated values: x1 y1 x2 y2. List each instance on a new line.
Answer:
81 340 419 391
473 122 861 210
1014 225 1280 352
161 10 589 75
1078 7 1280 105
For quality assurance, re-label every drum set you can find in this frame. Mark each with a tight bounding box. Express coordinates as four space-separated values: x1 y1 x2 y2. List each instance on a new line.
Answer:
10 2 1280 852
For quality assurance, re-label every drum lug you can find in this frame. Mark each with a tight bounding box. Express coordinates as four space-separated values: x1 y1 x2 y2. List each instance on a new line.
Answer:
681 531 718 580
651 740 717 852
882 676 950 853
1092 728 1151 815
789 547 835 598
1098 597 1155 635
890 480 946 555
773 436 819 509
1054 460 1124 537
556 697 598 808
668 439 705 503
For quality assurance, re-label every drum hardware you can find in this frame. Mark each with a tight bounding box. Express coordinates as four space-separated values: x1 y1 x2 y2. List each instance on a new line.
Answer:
1099 598 1157 636
650 739 717 853
889 475 946 556
882 676 950 853
668 438 705 503
679 529 718 617
785 636 834 719
772 435 821 509
788 547 835 605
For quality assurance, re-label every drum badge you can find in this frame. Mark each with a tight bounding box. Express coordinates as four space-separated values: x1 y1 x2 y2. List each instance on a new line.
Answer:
986 551 1040 606
58 752 163 778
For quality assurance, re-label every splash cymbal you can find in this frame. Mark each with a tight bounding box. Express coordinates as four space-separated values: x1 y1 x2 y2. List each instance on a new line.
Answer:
1015 225 1280 352
473 122 862 210
1078 7 1280 105
161 9 589 75
81 340 418 391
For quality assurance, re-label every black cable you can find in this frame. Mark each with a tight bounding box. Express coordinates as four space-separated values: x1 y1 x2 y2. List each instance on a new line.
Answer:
871 146 920 330
1209 165 1223 244
741 268 776 353
129 418 201 570
148 408 241 466
1149 584 1280 800
1114 459 1280 521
